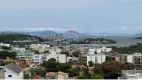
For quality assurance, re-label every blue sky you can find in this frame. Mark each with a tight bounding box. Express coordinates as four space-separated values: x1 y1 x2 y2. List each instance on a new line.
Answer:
0 0 142 33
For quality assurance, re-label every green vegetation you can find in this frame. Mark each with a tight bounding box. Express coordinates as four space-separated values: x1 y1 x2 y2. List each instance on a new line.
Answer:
94 61 134 79
0 33 45 43
106 56 115 61
48 58 56 62
0 51 17 59
68 67 80 77
88 61 94 67
73 51 81 57
110 43 142 54
0 61 11 66
72 38 116 44
40 61 71 72
1 46 11 50
30 68 46 77
91 74 104 79
0 34 30 43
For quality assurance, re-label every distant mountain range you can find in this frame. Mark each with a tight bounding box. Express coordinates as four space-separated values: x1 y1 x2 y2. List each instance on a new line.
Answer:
0 30 58 36
63 30 80 39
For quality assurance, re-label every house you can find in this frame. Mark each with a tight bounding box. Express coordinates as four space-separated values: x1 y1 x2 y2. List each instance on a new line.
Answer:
0 43 11 47
119 70 142 80
0 67 5 79
45 72 56 79
58 72 68 79
0 63 24 79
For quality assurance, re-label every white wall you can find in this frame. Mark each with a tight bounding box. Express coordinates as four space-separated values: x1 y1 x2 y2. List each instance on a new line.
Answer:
87 54 106 66
46 51 66 63
58 54 66 63
5 68 23 79
96 49 102 54
0 43 10 47
33 54 43 64
127 55 133 63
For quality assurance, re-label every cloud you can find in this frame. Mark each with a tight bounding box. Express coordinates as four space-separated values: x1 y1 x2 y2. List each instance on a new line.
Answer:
7 28 79 32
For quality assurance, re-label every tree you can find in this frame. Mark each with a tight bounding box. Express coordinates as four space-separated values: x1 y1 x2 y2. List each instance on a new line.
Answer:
40 61 71 72
59 63 71 72
48 58 56 62
0 51 16 59
68 69 79 77
30 69 46 77
88 61 94 67
35 51 40 54
0 61 11 66
80 67 91 79
1 46 11 50
73 51 80 57
43 50 49 53
91 73 103 79
24 74 29 79
106 56 115 61
102 61 123 79
94 64 103 74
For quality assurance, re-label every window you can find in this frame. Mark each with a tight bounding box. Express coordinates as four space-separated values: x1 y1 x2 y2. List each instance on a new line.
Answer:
35 56 39 58
95 57 98 63
8 75 12 77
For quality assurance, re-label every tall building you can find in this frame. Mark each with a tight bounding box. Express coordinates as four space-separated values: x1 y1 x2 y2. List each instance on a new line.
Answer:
120 53 142 69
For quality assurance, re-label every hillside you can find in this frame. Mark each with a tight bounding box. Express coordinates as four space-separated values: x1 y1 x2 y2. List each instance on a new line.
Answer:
0 34 44 43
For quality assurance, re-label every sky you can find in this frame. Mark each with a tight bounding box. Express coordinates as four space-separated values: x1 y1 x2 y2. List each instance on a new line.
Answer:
0 0 142 33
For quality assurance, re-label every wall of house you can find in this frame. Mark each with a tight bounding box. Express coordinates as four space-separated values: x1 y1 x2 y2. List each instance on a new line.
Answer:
58 54 66 63
87 54 106 66
33 54 43 64
127 55 133 63
5 68 20 79
19 71 24 79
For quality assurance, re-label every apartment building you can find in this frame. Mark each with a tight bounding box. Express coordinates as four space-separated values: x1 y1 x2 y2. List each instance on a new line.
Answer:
119 53 142 69
33 54 43 65
46 49 66 63
88 47 112 54
119 70 142 80
87 53 106 66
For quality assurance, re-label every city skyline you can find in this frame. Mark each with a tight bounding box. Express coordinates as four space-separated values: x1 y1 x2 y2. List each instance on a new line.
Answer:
0 0 142 33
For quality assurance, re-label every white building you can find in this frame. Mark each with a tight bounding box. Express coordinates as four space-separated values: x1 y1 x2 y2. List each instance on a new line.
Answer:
87 54 106 66
11 47 25 51
120 53 142 63
0 43 11 47
16 50 35 60
0 63 23 79
33 54 43 64
47 49 66 63
29 44 50 53
119 70 142 80
88 47 112 54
